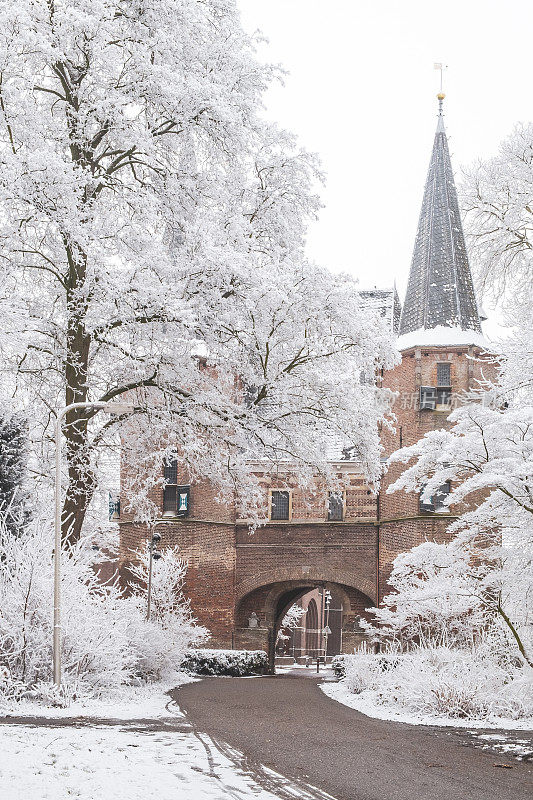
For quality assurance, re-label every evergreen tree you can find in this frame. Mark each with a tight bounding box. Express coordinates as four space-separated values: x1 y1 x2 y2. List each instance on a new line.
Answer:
0 412 28 535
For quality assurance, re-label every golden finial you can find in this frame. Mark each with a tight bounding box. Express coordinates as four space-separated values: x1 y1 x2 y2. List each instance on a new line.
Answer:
437 92 446 100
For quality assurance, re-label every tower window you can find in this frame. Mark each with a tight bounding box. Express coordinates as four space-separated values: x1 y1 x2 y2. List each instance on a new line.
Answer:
270 490 290 520
328 492 344 521
437 362 451 386
420 482 451 514
163 458 190 516
436 362 452 410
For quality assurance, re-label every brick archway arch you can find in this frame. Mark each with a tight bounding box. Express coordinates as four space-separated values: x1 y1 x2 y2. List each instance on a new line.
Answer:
234 565 376 607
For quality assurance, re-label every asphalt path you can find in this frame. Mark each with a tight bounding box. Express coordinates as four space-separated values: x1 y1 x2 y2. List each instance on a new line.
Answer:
175 672 533 800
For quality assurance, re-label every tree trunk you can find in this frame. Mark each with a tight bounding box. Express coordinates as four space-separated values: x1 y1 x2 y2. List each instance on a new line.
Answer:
61 245 94 548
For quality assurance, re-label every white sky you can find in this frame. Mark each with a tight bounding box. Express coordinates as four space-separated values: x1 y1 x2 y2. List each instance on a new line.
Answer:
239 0 533 330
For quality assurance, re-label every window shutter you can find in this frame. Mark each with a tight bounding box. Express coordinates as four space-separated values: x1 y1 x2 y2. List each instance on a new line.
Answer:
176 486 190 516
419 386 437 410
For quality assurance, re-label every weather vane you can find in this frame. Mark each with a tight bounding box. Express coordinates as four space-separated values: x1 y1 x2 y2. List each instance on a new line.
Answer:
434 62 447 114
434 62 447 94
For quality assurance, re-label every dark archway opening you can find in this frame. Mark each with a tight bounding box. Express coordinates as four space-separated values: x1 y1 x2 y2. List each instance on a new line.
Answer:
272 585 345 670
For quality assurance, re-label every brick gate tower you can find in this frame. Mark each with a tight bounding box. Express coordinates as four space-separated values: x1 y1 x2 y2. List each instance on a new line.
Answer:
377 93 492 601
119 94 493 661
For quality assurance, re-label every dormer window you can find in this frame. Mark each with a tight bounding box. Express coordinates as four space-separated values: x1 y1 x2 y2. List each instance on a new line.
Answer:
420 482 451 514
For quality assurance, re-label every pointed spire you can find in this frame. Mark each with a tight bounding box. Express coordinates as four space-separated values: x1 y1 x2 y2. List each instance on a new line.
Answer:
398 94 482 339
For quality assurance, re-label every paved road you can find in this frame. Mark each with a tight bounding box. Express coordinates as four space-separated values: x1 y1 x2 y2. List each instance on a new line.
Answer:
175 673 533 800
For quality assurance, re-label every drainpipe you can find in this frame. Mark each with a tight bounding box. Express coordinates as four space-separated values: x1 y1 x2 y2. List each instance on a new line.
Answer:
376 489 381 608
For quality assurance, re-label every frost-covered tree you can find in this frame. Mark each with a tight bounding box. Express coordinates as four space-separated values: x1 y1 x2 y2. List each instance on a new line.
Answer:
461 122 533 303
0 0 396 545
0 411 28 536
361 541 488 649
277 603 305 644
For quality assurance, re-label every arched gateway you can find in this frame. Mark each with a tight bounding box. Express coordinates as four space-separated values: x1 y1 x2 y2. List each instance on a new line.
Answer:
235 576 374 670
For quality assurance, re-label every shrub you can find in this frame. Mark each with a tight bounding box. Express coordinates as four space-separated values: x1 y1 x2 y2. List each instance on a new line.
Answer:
331 655 347 679
340 643 533 721
0 517 206 705
182 649 268 676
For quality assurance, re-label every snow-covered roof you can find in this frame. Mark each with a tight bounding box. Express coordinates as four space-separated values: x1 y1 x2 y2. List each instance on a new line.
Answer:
396 325 489 351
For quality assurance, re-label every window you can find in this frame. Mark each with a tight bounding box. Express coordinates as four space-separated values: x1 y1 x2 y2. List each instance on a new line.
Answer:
436 386 452 409
436 362 452 410
437 362 451 386
420 482 451 514
163 459 190 516
328 492 344 521
270 490 290 520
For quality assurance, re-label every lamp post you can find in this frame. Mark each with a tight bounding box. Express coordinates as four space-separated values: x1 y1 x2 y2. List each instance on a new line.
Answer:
323 590 332 662
145 512 177 621
53 400 135 688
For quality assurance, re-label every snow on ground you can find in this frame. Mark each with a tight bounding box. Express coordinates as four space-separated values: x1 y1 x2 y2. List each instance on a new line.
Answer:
470 733 533 759
320 681 533 731
0 675 197 720
0 679 335 800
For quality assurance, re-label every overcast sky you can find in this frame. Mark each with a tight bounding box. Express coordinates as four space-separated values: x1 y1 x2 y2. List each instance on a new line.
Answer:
238 0 533 330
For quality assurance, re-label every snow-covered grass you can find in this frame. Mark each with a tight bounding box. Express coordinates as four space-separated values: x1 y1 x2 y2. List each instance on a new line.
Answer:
324 647 533 730
0 675 196 720
0 681 333 800
321 681 533 730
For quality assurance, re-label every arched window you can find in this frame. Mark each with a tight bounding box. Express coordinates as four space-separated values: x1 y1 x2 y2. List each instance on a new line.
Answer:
305 599 319 657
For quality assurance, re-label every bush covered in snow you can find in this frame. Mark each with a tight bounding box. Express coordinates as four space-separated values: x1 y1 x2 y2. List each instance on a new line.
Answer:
339 643 533 722
0 518 206 705
181 649 268 676
331 655 349 679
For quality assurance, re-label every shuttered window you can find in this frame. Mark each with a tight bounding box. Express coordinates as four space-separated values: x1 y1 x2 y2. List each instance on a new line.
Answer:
163 458 190 516
420 482 451 514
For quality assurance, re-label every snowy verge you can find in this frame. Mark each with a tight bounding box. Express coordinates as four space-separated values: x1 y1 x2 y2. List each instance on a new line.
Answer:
0 674 197 720
320 681 533 731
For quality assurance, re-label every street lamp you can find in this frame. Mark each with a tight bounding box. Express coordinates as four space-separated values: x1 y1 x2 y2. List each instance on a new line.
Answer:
53 400 135 688
145 511 176 621
323 590 332 662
